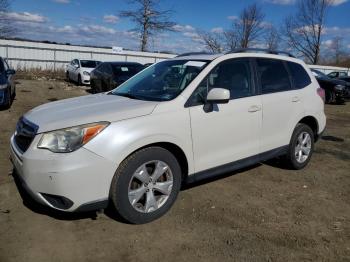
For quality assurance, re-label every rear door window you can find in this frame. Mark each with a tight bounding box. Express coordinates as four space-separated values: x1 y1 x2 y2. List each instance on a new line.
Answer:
256 58 291 94
287 62 311 89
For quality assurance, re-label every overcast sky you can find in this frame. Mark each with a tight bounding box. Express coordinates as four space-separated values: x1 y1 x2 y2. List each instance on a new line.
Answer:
6 0 350 53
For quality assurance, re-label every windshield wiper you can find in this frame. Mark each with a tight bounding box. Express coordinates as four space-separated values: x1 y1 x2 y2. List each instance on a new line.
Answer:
113 92 140 100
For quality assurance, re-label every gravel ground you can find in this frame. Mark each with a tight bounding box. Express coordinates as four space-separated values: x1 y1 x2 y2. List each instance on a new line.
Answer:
0 79 349 262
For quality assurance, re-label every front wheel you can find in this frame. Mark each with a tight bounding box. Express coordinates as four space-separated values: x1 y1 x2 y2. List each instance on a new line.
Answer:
284 123 314 170
77 74 82 86
110 147 182 224
325 90 335 104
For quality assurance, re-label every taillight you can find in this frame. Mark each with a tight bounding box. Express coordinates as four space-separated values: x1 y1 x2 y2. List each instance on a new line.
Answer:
317 88 325 103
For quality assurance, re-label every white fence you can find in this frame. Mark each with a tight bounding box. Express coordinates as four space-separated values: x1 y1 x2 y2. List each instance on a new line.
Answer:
0 39 176 70
308 65 350 75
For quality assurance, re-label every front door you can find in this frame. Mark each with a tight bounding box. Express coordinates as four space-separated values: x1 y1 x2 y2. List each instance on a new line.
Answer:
188 58 262 173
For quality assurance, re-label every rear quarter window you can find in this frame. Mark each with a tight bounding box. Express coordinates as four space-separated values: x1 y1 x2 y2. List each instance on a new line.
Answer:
287 62 311 89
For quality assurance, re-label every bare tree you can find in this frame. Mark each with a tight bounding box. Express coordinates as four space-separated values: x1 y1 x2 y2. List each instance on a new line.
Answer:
198 31 224 53
232 3 265 48
120 0 176 52
223 29 238 51
283 0 332 64
265 25 280 51
0 0 16 37
328 36 344 65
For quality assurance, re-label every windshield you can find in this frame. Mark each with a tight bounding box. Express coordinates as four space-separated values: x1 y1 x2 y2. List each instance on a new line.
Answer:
80 60 100 68
311 69 329 79
112 64 144 77
111 60 209 101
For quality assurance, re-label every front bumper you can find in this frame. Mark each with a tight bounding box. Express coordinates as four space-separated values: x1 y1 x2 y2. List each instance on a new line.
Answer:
335 87 350 99
10 134 116 212
81 74 91 85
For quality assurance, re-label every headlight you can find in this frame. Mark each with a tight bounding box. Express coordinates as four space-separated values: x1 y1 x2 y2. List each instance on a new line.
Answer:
37 122 109 153
0 84 7 90
83 71 90 76
334 85 345 91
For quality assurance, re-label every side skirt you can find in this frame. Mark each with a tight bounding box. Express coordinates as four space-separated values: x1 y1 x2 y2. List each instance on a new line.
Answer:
186 145 288 184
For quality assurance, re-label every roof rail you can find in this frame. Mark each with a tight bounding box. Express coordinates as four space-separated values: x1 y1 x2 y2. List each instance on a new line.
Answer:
176 52 216 58
227 48 295 58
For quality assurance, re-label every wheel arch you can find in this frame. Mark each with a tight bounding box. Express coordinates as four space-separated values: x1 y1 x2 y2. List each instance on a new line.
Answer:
124 142 189 183
298 115 320 141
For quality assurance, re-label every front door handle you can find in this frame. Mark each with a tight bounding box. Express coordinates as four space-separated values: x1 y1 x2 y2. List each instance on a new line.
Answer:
292 96 300 102
248 105 262 112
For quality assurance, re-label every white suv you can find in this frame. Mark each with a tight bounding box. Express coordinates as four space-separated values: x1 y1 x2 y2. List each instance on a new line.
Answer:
10 50 326 224
66 59 101 85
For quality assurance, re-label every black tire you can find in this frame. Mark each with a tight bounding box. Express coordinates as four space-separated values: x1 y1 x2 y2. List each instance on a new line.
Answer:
94 80 104 93
4 88 11 109
110 147 182 224
77 74 82 86
66 71 70 82
325 90 335 104
284 123 314 170
12 85 16 99
90 79 96 93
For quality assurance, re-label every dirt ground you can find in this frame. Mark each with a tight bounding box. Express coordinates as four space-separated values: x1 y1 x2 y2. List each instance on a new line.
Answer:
0 79 349 262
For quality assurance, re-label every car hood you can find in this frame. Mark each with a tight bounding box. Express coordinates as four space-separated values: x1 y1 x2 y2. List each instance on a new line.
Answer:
24 94 158 133
318 77 348 86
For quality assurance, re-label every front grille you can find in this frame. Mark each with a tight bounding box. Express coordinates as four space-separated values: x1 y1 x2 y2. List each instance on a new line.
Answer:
14 117 38 153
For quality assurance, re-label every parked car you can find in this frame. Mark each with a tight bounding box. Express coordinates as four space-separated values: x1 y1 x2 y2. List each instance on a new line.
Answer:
0 57 16 109
90 62 144 93
10 49 326 224
66 59 101 85
143 63 154 68
327 71 349 78
337 76 350 83
311 69 350 103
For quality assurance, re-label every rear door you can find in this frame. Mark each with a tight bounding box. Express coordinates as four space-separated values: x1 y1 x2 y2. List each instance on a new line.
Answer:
255 58 305 152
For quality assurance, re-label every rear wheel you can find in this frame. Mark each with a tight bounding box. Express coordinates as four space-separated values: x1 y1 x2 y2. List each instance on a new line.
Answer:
4 88 11 109
284 123 314 170
12 85 16 99
110 147 182 224
325 90 335 104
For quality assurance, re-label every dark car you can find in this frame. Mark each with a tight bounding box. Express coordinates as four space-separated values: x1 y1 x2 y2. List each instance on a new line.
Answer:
90 62 144 93
327 71 349 79
311 69 350 103
0 57 16 109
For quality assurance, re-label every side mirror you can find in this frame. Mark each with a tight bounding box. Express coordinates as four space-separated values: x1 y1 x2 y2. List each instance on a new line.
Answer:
203 88 230 113
6 69 16 75
206 88 230 104
74 64 79 68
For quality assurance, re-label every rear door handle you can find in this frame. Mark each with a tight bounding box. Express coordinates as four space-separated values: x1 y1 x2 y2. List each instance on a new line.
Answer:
248 105 262 112
292 96 300 102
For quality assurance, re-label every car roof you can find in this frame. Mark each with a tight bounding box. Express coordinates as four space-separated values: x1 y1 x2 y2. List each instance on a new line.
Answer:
171 49 302 64
104 61 143 66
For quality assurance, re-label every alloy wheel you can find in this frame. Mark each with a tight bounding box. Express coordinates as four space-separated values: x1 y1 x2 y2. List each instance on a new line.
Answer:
128 160 173 213
294 131 312 163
